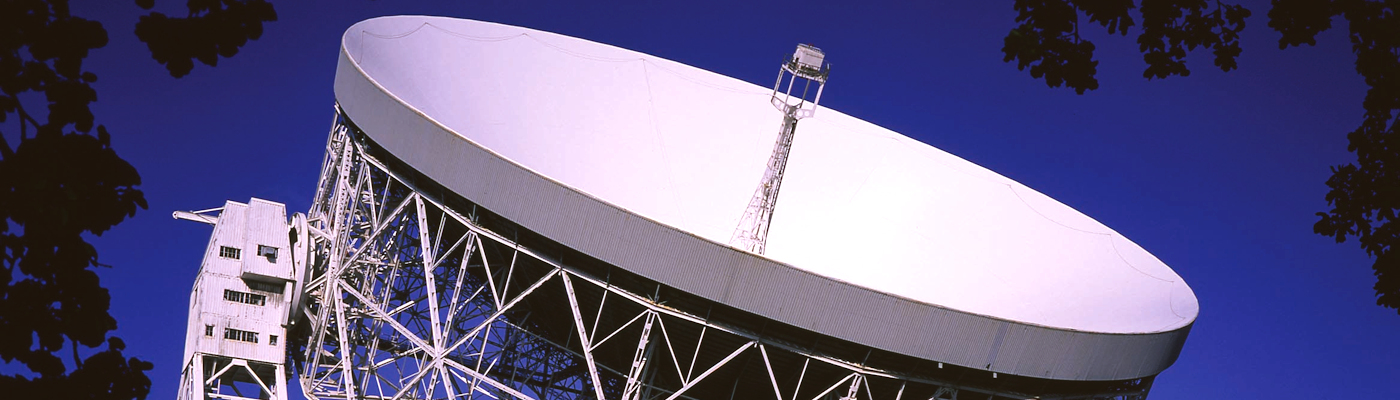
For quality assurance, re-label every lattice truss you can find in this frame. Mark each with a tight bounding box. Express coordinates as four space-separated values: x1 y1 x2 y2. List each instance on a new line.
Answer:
292 110 1151 400
178 355 283 400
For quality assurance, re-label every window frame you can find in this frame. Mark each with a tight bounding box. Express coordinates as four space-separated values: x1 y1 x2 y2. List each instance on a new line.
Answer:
219 246 241 259
223 289 267 306
246 280 285 294
223 328 258 344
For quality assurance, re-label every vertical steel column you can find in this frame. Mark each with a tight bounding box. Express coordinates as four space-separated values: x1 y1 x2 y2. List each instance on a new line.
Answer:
621 312 656 400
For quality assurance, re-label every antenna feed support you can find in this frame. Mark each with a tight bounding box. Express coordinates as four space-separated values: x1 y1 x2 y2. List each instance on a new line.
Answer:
772 44 830 120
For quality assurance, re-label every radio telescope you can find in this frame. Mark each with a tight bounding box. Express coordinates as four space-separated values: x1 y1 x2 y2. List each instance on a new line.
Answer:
174 16 1196 400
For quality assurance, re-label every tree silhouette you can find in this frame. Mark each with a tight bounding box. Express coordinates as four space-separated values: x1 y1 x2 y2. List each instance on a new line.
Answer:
1002 0 1400 314
1002 0 1251 94
0 1 276 398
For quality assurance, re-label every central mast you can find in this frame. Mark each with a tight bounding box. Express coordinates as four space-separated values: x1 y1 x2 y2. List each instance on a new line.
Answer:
730 44 830 254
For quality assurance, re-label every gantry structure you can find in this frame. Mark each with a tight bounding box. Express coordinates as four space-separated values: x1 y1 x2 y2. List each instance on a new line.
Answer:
172 15 1195 400
176 112 1157 400
730 44 829 255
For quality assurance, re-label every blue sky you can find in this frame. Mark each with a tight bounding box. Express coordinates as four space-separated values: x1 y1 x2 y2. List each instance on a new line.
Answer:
60 0 1398 398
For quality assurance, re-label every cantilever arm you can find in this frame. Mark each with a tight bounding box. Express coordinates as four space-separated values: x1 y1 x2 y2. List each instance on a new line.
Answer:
173 209 221 225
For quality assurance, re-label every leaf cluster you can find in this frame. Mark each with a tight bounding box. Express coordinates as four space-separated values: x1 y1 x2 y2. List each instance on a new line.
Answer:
1001 0 1400 314
135 0 277 78
1296 0 1400 313
1 1 153 396
1002 0 1250 94
0 0 277 397
0 338 155 399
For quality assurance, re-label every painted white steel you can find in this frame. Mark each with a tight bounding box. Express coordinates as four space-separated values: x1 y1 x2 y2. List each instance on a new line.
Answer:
337 16 1196 336
302 126 1166 391
240 200 294 282
178 199 294 400
794 45 824 70
182 199 293 364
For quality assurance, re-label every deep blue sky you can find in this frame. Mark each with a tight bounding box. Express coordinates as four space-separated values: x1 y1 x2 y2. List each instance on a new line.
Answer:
55 0 1398 398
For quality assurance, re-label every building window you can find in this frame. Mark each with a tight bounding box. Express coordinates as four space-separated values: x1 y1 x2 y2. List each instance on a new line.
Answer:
205 325 214 336
246 280 284 294
223 289 266 306
219 246 241 259
269 335 278 345
257 245 278 262
224 328 258 344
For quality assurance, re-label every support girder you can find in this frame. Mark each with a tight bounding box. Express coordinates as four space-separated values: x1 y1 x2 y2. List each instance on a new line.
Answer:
294 109 1152 400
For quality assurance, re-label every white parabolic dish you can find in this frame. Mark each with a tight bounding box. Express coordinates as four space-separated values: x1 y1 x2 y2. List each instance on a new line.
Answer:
334 16 1198 381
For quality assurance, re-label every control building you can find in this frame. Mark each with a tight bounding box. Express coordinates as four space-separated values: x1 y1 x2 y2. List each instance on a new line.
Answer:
175 199 299 400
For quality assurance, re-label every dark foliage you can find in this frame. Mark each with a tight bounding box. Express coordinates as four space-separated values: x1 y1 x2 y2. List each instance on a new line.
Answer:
1002 1 1400 314
1003 0 1249 94
0 338 155 399
0 0 276 398
1296 1 1400 313
135 0 278 78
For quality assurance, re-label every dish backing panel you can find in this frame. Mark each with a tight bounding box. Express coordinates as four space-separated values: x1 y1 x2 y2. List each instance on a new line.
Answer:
334 16 1197 381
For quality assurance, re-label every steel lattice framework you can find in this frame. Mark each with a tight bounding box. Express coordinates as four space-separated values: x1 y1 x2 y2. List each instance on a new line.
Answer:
730 45 829 255
292 109 1154 400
